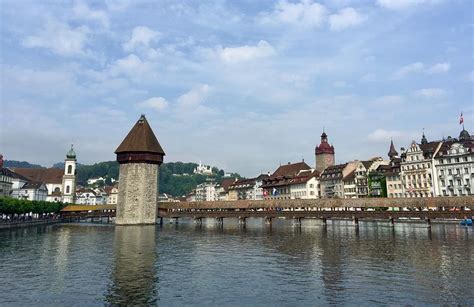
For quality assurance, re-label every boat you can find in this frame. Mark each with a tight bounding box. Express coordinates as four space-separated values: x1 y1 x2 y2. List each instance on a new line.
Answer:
460 218 473 226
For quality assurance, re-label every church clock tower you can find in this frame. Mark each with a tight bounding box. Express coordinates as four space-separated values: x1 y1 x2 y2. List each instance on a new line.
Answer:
62 144 77 203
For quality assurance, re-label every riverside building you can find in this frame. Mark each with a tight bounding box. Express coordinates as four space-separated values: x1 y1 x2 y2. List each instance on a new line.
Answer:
433 128 473 196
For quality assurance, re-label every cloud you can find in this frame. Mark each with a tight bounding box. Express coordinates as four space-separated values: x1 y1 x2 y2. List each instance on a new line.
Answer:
368 129 403 142
123 26 161 52
393 62 424 78
426 62 450 74
329 7 366 31
137 97 169 111
73 0 109 28
177 84 211 108
259 0 328 28
214 40 276 63
393 62 450 78
414 88 446 99
22 18 90 56
109 54 154 78
377 0 442 10
374 95 405 105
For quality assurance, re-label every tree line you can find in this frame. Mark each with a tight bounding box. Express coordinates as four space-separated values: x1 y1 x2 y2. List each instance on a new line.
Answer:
0 197 66 217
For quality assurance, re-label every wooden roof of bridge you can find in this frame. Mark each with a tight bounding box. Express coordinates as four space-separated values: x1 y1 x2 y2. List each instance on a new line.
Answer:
158 196 474 210
61 204 116 212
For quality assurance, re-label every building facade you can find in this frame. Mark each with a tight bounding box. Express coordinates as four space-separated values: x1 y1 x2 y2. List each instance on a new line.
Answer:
400 133 441 198
195 181 219 201
433 129 473 196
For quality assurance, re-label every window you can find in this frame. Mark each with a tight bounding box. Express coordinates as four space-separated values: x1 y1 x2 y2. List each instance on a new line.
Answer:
309 184 314 188
465 168 469 174
440 159 444 164
448 169 452 175
67 165 72 174
66 186 70 194
464 157 468 162
456 169 460 175
440 170 444 175
457 179 462 186
455 157 459 163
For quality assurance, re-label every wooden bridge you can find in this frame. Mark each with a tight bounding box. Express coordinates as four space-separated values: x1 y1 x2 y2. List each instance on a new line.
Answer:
61 197 474 226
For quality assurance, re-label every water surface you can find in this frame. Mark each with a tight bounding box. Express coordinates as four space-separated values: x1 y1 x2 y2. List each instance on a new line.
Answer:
0 219 472 305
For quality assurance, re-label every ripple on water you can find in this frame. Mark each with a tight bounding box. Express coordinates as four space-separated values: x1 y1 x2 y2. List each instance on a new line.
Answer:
0 220 473 305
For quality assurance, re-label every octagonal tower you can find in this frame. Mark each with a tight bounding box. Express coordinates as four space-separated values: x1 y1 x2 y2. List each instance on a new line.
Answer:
115 115 165 225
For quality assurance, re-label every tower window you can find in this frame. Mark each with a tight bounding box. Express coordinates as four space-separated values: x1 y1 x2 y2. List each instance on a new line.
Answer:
67 165 73 174
66 186 70 194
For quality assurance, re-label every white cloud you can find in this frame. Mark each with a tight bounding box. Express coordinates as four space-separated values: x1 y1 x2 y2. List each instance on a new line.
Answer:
177 84 211 108
377 0 441 10
259 0 328 28
426 62 450 74
73 0 109 28
375 95 405 105
329 7 366 31
393 62 424 78
137 97 169 111
414 88 446 99
123 26 161 52
393 62 450 78
105 0 133 11
109 54 153 77
22 18 90 56
368 129 402 142
215 40 276 64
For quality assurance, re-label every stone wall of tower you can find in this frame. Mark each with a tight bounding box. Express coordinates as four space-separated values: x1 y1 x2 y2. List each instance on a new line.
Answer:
316 153 335 174
116 163 159 225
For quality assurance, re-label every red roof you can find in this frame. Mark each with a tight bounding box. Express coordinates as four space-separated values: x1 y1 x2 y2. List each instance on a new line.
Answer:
12 168 63 184
272 161 311 177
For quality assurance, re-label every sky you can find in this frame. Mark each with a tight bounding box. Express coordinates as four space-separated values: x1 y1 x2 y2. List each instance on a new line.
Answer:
0 0 473 177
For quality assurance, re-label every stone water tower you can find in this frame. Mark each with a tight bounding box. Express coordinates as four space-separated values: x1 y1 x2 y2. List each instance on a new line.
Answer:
115 115 165 225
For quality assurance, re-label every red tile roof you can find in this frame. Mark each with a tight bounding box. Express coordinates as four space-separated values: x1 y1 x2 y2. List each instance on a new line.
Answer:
272 161 311 177
12 168 63 184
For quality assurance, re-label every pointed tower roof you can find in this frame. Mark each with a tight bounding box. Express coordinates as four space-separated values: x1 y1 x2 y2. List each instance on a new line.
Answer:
115 115 165 165
388 139 398 159
421 130 428 145
115 115 165 155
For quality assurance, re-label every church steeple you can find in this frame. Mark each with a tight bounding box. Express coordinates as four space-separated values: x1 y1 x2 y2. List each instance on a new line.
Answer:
388 139 398 159
421 129 428 144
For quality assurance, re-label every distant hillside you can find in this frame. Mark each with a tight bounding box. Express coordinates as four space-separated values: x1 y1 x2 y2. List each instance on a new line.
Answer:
5 159 241 197
76 161 241 197
4 160 43 169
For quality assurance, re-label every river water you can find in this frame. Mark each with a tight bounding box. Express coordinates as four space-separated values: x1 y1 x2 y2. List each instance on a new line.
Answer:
0 219 473 305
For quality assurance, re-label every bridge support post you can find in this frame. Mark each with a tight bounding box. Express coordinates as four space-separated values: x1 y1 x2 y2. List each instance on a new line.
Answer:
293 217 302 226
426 218 431 229
322 217 327 226
194 217 202 225
389 216 395 227
159 217 163 226
216 217 223 225
174 217 179 224
265 217 272 225
238 217 246 226
353 216 359 227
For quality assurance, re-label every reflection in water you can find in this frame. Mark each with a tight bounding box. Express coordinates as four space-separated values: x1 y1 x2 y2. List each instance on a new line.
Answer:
106 226 157 305
0 220 473 305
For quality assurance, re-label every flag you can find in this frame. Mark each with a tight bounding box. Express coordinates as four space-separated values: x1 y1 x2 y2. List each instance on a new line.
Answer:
263 190 269 197
460 112 464 125
272 188 278 196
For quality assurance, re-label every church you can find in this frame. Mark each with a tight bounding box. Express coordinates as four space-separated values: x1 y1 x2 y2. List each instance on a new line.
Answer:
10 146 77 203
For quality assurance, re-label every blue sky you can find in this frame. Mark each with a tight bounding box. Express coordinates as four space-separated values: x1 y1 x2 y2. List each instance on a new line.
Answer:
1 0 472 176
